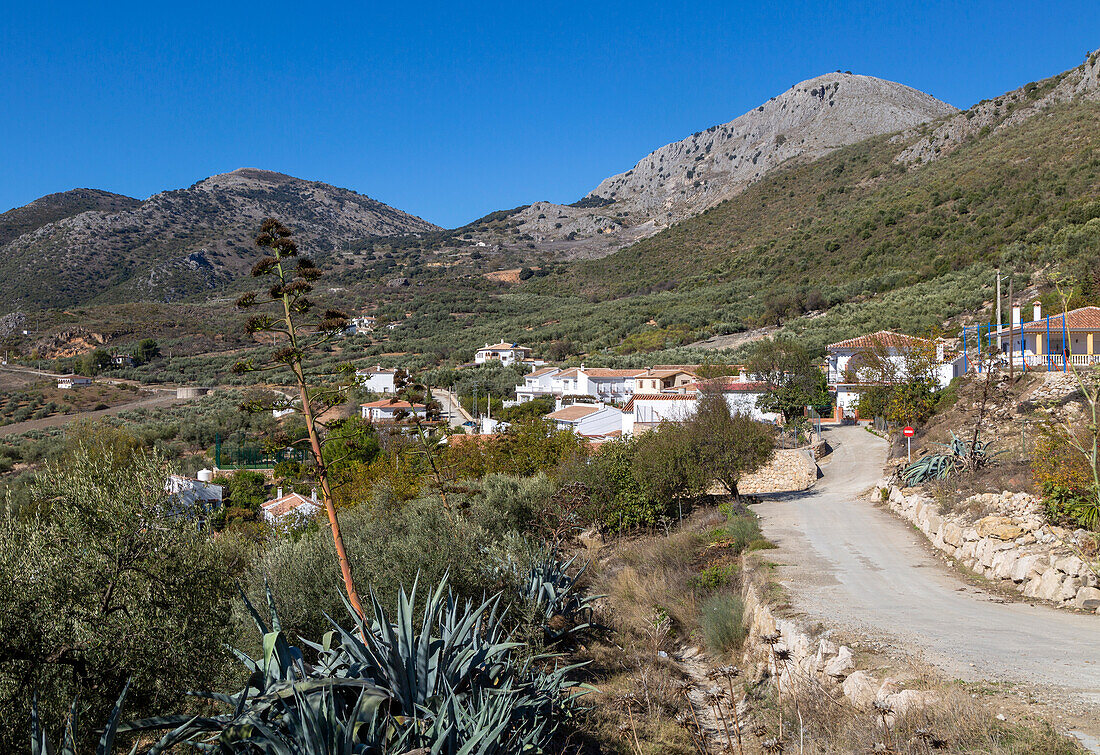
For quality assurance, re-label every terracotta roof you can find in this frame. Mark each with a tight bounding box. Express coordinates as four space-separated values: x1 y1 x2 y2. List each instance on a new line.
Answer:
546 404 602 422
681 380 768 392
827 331 932 351
527 366 560 378
582 368 647 378
361 400 425 409
262 492 319 520
556 368 580 379
1021 306 1100 332
479 342 530 351
623 394 697 411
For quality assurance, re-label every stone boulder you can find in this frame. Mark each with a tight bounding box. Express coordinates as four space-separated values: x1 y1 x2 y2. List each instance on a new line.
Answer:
824 646 854 678
1075 586 1100 611
976 515 1024 541
842 670 877 709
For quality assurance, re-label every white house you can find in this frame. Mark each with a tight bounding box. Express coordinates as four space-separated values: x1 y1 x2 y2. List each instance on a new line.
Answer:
826 331 963 416
57 374 92 389
112 354 134 368
514 366 561 403
361 399 427 422
166 471 223 514
994 304 1100 370
475 341 532 367
261 487 321 526
545 402 625 437
345 316 377 335
357 366 398 394
633 368 699 393
623 379 779 433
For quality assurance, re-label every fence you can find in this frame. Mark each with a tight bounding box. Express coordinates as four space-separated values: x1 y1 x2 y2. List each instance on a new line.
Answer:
960 316 1096 374
214 433 308 469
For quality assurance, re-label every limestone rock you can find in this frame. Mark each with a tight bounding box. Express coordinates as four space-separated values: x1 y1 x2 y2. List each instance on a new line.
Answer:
842 670 878 709
887 689 937 717
1075 586 1100 611
825 646 855 678
976 516 1025 541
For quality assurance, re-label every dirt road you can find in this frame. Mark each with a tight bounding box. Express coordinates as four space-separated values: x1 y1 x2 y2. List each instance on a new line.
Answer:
0 391 180 436
754 425 1100 709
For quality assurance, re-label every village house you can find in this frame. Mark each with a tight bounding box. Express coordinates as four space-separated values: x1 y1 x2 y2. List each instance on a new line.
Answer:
57 374 92 389
545 402 625 438
165 471 223 513
474 341 532 367
633 367 700 392
995 304 1100 370
514 366 562 403
261 487 321 526
826 330 964 417
624 377 779 433
361 399 427 422
344 316 377 335
356 365 398 393
112 354 134 368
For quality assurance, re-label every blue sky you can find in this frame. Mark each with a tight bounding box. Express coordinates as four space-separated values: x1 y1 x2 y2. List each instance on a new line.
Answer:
1 1 1097 227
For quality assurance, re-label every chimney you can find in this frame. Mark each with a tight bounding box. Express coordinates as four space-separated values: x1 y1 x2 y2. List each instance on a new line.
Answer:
739 368 748 382
936 341 945 362
311 488 317 503
277 486 283 499
1011 305 1021 327
1033 302 1042 321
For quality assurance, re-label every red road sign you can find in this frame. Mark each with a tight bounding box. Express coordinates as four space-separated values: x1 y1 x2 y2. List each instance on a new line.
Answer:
902 426 915 437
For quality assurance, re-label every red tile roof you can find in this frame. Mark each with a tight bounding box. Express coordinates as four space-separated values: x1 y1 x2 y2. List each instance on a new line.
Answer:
827 331 933 351
262 492 319 520
361 400 425 409
680 380 768 392
1021 306 1100 332
526 366 560 378
582 368 648 378
623 394 697 411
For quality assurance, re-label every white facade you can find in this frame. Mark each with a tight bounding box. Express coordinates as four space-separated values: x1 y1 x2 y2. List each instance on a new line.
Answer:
475 342 532 366
57 375 92 389
515 367 562 403
357 366 397 394
361 400 427 422
624 386 778 432
546 402 625 437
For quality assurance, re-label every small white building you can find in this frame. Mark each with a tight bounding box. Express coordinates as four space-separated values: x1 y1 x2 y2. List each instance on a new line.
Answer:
361 399 427 422
624 380 779 433
345 316 377 335
356 366 398 394
166 471 224 513
475 341 532 367
57 374 92 389
545 402 625 437
261 487 322 526
112 354 134 368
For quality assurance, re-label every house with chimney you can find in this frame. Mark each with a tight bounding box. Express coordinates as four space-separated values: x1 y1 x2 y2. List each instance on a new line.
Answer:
261 487 321 526
475 341 532 367
545 402 625 439
993 303 1100 370
514 366 562 403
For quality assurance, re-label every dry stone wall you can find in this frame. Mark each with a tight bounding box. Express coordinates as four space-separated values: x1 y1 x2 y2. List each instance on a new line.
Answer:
739 449 818 495
883 485 1100 613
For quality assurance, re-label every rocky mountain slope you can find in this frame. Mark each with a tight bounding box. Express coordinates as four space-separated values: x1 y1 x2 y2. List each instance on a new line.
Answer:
896 49 1100 164
0 188 140 247
461 73 956 258
0 169 438 310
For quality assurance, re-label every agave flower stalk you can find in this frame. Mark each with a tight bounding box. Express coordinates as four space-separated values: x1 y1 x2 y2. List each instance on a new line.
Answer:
233 218 365 624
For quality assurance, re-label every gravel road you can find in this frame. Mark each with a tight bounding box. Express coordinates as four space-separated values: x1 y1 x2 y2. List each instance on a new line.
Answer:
754 424 1100 708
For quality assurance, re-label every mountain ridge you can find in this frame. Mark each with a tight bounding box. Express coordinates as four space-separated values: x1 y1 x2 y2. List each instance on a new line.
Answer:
0 169 439 310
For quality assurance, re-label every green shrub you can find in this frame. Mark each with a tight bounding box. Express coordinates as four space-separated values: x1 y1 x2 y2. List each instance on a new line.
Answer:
690 563 738 590
700 592 747 654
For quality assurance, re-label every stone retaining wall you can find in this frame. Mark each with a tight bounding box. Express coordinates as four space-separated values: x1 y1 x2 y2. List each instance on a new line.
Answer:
739 449 818 494
740 562 935 714
883 485 1100 613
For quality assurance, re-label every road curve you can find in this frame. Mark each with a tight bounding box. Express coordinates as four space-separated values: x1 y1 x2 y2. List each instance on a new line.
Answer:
753 424 1100 707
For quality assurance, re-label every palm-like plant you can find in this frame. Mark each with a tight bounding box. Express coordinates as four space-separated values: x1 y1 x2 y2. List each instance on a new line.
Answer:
900 432 1005 485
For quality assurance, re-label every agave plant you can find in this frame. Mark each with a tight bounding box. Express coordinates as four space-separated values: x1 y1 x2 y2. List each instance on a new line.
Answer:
119 574 588 754
900 432 1005 486
517 549 599 641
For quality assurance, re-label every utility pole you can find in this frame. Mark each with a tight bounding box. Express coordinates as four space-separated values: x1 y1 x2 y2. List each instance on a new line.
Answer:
996 269 1002 350
1008 276 1015 381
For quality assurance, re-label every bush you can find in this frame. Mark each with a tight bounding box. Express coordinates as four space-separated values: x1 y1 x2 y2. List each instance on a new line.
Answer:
700 592 747 654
